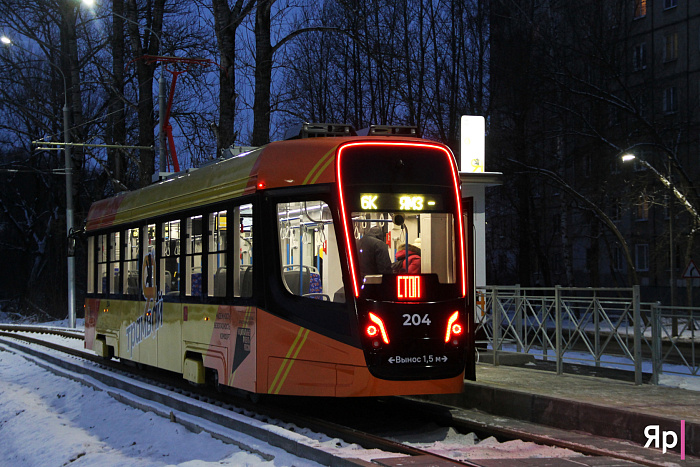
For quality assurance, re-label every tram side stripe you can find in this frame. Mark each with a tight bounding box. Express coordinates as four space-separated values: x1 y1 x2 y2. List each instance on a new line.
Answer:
302 148 335 185
309 154 336 185
268 327 309 394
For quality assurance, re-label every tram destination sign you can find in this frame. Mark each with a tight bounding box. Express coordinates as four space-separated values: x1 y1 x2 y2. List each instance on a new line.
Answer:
359 193 444 212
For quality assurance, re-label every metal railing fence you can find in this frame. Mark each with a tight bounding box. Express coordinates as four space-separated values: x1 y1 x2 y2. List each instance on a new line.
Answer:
476 285 699 384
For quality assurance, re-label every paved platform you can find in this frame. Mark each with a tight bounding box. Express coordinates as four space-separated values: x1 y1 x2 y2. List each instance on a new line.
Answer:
428 363 699 463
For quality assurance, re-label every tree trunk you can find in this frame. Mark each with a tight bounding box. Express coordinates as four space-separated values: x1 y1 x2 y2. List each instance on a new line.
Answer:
212 0 255 153
252 0 273 147
126 0 164 187
108 0 127 186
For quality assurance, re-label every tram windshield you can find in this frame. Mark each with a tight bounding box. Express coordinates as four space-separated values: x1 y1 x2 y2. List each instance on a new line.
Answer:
352 210 457 284
336 141 465 299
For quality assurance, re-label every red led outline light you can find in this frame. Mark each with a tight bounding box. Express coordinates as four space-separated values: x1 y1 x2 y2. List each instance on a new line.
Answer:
445 311 461 343
369 312 390 344
336 141 466 298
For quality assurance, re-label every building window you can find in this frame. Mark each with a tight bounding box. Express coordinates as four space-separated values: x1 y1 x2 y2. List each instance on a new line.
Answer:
663 87 678 113
635 244 649 271
611 198 622 221
633 43 646 71
636 195 649 221
612 246 624 272
664 33 678 62
634 0 647 18
664 0 677 9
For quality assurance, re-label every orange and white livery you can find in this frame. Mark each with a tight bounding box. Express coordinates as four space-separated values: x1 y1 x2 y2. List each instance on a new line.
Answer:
85 129 475 397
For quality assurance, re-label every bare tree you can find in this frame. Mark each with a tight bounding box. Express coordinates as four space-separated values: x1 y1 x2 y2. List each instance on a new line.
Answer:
211 0 256 153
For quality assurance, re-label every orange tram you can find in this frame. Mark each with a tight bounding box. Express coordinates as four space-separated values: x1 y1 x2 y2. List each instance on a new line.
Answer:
84 127 476 397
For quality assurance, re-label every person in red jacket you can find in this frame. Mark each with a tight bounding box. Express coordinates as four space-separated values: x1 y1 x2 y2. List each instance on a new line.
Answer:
394 241 421 274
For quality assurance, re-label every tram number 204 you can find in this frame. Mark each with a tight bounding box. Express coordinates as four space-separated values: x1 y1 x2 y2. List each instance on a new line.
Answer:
403 313 431 326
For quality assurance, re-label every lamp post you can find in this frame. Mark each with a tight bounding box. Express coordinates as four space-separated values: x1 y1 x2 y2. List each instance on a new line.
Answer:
2 36 76 328
621 152 676 332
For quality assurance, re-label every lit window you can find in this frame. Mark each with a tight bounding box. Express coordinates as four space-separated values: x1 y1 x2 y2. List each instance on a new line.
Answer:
636 195 649 221
634 0 647 18
277 200 345 303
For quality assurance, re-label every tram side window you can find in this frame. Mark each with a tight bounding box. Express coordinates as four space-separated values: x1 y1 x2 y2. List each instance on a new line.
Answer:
161 219 181 296
186 215 203 297
208 210 227 297
87 236 95 294
109 232 121 295
123 227 140 296
142 224 157 294
235 203 253 298
277 200 345 303
97 234 107 294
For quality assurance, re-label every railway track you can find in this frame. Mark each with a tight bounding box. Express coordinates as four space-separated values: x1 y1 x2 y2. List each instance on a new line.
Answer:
0 325 678 466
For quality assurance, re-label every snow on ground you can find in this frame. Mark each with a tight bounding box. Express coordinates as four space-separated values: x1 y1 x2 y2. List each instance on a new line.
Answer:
0 348 306 467
382 424 583 461
0 319 588 465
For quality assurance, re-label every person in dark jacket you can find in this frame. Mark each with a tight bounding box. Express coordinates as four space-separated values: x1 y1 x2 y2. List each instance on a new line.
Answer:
394 243 421 274
357 226 392 277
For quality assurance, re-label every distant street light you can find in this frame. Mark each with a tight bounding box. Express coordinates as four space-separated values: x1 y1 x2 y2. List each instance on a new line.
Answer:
1 36 76 328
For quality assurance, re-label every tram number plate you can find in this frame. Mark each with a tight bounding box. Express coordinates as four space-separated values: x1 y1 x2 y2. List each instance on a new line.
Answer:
388 355 448 364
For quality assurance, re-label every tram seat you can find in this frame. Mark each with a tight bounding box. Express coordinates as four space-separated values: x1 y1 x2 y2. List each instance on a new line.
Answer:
164 271 172 293
283 268 311 295
101 273 108 294
191 268 202 296
240 266 253 297
214 267 226 296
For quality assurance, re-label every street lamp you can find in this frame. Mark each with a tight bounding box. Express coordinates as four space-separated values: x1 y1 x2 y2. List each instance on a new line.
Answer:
621 152 676 320
1 36 77 329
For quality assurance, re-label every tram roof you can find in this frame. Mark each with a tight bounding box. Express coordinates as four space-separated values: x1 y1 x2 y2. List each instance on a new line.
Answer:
86 136 435 231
